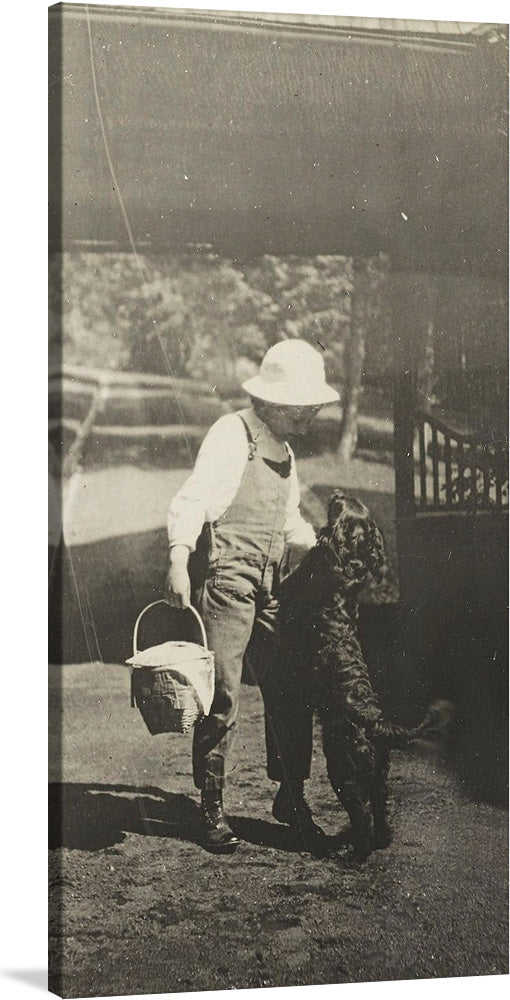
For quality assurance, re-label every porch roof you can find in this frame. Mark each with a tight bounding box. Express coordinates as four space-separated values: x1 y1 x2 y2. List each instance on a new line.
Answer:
50 4 508 275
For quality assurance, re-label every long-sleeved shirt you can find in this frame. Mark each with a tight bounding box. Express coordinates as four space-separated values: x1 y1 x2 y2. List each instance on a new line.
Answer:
167 409 317 553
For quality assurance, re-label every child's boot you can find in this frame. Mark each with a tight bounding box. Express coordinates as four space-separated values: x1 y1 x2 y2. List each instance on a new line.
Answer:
272 780 328 853
199 789 240 853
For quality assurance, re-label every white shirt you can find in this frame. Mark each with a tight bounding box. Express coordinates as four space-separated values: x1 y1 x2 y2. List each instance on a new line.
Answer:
167 410 317 553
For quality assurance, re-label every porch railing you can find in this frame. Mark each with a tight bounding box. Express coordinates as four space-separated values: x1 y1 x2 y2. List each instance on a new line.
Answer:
414 410 508 512
394 372 508 517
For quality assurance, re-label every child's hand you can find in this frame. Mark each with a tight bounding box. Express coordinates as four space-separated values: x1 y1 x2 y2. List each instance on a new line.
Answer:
286 544 311 575
166 546 191 608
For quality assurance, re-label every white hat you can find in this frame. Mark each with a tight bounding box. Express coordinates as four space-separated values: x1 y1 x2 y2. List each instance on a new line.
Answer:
242 339 340 406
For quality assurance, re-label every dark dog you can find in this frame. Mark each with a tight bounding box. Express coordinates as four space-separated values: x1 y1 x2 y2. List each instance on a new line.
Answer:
276 490 452 861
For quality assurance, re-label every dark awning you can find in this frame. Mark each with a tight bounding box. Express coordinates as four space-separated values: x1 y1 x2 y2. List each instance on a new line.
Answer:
49 4 508 275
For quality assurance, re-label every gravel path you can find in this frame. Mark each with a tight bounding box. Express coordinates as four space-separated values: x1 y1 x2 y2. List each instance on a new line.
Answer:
49 664 508 998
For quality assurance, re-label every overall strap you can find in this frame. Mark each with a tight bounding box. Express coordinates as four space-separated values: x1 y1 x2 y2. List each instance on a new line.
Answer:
238 414 291 476
238 414 258 460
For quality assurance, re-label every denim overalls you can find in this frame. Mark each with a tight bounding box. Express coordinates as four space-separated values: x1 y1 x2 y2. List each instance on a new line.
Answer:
190 415 291 791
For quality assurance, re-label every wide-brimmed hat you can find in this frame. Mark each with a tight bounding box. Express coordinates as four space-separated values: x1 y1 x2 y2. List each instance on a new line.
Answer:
242 339 340 406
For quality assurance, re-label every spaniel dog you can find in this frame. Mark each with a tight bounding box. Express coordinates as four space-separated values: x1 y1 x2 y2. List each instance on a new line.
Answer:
276 490 452 861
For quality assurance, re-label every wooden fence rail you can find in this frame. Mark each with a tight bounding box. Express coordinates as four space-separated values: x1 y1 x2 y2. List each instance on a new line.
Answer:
48 363 216 395
49 366 228 478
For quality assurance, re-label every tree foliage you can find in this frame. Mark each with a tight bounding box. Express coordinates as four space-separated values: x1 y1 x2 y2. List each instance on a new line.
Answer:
51 249 394 385
245 255 354 383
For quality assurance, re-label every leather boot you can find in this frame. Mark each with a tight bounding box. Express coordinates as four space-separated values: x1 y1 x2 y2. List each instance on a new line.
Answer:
199 790 240 853
272 782 329 854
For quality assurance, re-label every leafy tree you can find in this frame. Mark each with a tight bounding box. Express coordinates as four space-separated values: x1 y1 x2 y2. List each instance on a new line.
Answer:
50 252 272 380
171 256 273 389
245 255 353 384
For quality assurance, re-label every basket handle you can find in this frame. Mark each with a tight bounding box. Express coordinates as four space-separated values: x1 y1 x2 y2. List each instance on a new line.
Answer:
132 599 209 657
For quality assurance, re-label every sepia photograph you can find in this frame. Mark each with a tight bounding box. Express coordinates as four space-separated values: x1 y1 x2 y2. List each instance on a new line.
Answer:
48 1 508 997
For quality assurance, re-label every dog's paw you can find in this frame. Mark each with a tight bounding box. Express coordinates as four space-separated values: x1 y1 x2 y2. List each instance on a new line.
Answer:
349 833 373 863
349 845 372 865
371 821 394 850
311 840 344 861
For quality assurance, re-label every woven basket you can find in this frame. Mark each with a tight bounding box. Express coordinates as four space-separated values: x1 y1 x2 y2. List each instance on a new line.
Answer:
127 601 214 736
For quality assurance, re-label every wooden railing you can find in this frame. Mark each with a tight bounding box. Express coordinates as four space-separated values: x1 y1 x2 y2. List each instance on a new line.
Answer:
393 371 508 517
48 363 216 395
414 410 508 513
48 365 227 479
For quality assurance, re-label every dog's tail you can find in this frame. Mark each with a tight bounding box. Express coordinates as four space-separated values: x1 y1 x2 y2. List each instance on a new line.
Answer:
370 700 455 750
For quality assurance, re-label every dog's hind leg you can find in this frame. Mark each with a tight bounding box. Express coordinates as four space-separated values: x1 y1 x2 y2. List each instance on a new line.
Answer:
323 725 373 861
335 777 373 861
370 745 393 849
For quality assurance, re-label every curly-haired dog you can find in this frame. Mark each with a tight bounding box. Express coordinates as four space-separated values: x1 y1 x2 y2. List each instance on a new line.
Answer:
272 490 452 861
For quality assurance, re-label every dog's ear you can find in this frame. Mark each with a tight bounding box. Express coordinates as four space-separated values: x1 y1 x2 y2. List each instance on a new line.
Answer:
366 519 387 583
327 490 346 524
330 489 346 503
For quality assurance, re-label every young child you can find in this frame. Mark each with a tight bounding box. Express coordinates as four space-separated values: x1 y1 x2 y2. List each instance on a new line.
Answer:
166 339 339 852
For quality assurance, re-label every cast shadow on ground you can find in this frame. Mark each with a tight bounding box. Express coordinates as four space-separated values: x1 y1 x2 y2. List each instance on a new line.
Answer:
229 815 351 858
48 782 199 851
47 782 348 856
49 530 191 665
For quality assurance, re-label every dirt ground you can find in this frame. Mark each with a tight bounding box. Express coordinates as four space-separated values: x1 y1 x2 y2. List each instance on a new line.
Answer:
49 454 508 997
49 664 508 999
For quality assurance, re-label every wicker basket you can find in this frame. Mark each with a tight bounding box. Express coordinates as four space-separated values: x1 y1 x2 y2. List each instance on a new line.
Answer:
127 601 214 736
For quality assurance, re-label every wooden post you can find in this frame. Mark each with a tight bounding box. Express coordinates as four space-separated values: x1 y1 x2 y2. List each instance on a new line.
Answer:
62 381 107 480
389 263 438 519
393 371 417 519
418 421 427 509
431 424 440 507
445 434 453 508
